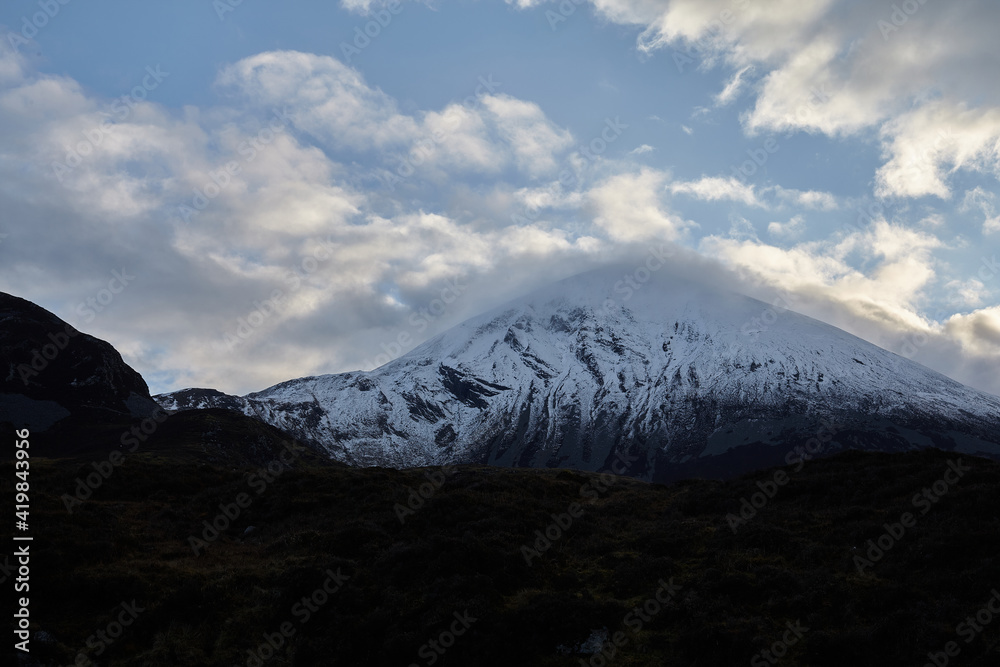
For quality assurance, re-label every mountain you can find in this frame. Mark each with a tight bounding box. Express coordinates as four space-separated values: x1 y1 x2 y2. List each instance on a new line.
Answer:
158 268 1000 482
0 291 161 435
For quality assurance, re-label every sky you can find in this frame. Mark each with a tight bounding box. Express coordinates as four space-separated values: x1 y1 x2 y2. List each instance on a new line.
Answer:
1 0 999 397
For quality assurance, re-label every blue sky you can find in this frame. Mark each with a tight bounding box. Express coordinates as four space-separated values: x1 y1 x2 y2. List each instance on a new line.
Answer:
1 0 999 396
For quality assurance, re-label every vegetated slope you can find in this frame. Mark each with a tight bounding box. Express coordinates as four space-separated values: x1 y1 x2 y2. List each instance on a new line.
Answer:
12 447 1000 666
159 268 1000 481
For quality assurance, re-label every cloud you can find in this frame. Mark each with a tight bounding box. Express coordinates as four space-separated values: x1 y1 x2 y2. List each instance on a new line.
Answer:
944 306 1000 357
216 51 419 151
2 26 998 401
338 0 419 14
629 144 655 155
670 176 762 207
944 278 987 308
773 187 838 211
767 214 804 239
215 52 574 182
579 0 1000 200
703 219 946 329
960 186 1000 234
481 94 575 177
694 219 1000 395
587 169 691 243
876 102 1000 200
0 46 596 394
714 64 753 106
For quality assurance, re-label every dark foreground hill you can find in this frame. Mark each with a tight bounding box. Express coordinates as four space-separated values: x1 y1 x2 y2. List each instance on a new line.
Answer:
8 434 1000 667
0 292 161 439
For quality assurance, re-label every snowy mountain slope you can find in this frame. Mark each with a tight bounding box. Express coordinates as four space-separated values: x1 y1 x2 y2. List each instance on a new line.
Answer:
157 268 1000 481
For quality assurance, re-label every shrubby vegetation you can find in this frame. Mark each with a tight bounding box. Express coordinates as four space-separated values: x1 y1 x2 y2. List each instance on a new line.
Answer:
8 414 1000 666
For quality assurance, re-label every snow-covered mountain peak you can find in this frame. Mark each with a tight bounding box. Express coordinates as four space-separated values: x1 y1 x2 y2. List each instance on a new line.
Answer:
158 267 1000 480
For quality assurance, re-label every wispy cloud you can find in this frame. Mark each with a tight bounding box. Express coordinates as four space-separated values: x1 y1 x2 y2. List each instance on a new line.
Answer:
670 176 763 207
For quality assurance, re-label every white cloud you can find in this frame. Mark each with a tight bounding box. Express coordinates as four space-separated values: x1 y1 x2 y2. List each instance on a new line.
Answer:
503 0 548 8
216 51 419 151
2 29 998 400
693 219 1000 395
338 0 420 14
588 169 691 243
579 0 1000 201
0 47 595 393
767 214 804 239
701 220 944 334
714 64 752 107
876 103 1000 200
670 176 762 207
512 183 583 212
727 214 758 241
214 52 575 181
481 94 575 177
629 144 655 155
944 306 1000 357
944 278 987 308
413 103 501 173
772 187 838 211
960 186 1000 234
